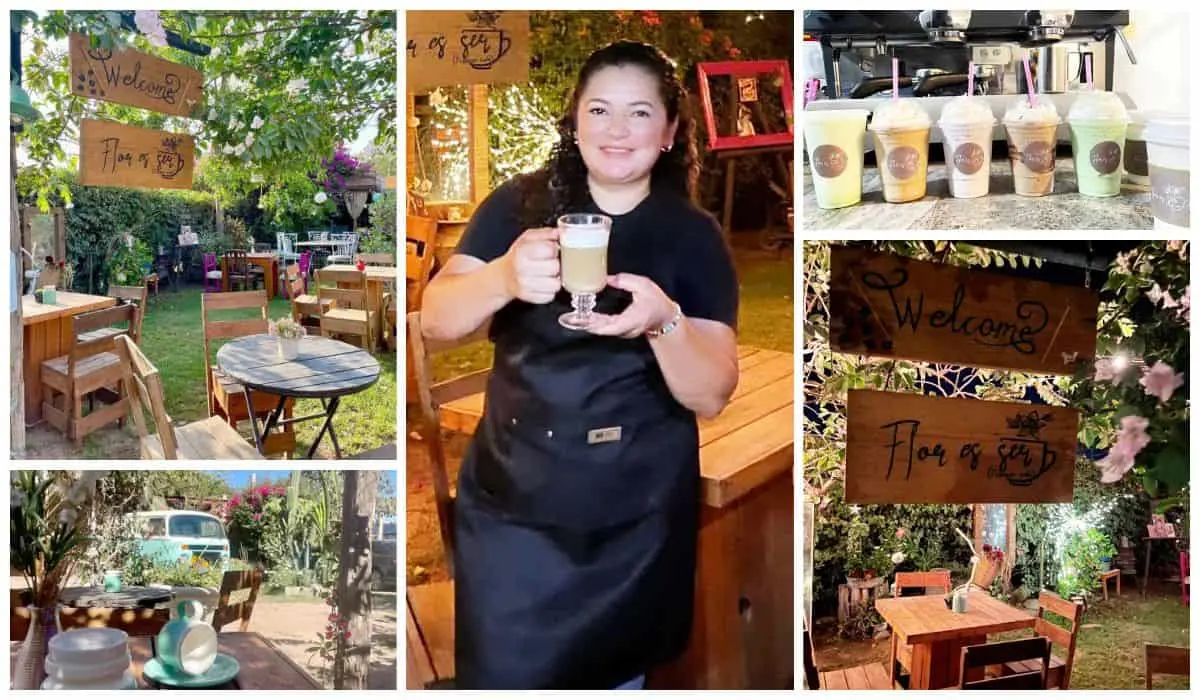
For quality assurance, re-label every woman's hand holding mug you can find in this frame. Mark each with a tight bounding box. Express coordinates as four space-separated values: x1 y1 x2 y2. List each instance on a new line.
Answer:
586 273 678 339
503 227 562 304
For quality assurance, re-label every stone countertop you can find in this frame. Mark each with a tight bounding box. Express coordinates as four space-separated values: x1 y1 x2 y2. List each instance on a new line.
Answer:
803 157 1154 230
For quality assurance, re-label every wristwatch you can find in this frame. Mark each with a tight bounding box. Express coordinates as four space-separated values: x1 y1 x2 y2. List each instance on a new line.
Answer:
646 303 683 339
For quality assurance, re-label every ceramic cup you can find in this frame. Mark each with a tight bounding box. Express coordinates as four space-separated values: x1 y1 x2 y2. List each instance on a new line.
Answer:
156 600 218 676
103 570 122 593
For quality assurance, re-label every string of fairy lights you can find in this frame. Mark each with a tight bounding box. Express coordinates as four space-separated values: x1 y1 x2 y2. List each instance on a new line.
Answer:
424 85 558 200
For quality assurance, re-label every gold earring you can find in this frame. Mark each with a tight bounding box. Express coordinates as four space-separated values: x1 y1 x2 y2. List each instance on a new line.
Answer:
661 144 672 153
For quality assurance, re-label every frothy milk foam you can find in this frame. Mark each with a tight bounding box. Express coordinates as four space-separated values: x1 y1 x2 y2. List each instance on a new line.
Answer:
560 223 610 294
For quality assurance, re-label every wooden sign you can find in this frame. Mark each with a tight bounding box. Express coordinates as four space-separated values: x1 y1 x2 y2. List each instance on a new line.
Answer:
845 390 1078 504
79 119 195 190
69 33 203 118
406 11 530 91
830 247 1099 375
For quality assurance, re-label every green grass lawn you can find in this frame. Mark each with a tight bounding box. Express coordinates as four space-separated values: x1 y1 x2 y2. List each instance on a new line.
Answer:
430 248 794 381
70 286 397 459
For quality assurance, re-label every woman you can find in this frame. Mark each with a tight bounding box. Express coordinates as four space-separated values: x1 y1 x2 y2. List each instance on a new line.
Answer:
420 40 740 689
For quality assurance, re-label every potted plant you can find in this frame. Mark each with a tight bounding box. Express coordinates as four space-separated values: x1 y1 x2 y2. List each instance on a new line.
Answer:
269 316 306 360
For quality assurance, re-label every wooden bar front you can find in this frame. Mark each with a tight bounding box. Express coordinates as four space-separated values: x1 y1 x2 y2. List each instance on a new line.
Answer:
21 292 117 425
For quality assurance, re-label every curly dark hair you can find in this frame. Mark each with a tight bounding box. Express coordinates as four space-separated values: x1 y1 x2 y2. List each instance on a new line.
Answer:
514 41 700 229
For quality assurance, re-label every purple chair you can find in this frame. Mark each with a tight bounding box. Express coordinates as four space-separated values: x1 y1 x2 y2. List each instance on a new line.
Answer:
203 252 222 292
298 250 313 294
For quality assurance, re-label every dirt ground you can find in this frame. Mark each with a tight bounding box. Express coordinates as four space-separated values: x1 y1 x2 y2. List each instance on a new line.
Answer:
250 596 398 689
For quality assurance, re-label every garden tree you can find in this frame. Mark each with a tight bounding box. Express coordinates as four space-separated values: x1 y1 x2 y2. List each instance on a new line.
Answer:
17 10 396 220
147 471 230 500
335 470 377 690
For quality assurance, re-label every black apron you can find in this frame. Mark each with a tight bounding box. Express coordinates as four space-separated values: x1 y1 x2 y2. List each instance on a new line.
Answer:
453 194 700 689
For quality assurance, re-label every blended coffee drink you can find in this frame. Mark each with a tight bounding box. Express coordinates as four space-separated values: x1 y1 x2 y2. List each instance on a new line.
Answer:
1123 111 1149 187
1068 91 1129 197
1144 113 1190 230
559 217 610 294
869 100 932 203
937 96 996 199
1003 95 1061 197
803 109 870 209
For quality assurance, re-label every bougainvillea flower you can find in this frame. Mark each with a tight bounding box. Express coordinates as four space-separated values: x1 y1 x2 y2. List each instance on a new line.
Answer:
1139 361 1185 404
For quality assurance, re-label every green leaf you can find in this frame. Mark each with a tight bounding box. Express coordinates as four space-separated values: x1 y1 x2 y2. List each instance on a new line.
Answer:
1153 447 1188 492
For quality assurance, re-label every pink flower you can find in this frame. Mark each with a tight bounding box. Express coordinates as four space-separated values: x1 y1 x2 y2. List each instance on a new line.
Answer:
1098 442 1136 483
1093 358 1123 384
134 10 168 48
1139 361 1185 404
895 528 906 539
1179 287 1190 322
1100 415 1151 483
1147 283 1177 309
252 512 262 521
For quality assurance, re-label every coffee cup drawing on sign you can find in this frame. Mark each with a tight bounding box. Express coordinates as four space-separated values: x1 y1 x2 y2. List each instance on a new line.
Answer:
460 28 511 69
994 437 1057 487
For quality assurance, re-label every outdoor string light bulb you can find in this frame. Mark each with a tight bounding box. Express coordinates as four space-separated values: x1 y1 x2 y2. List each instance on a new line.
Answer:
490 85 557 182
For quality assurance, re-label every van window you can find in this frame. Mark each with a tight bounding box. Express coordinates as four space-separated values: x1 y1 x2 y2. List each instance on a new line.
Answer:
168 515 226 539
143 517 167 537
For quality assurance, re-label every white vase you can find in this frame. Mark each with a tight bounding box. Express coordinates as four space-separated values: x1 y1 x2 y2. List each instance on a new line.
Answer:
277 337 301 360
13 605 59 689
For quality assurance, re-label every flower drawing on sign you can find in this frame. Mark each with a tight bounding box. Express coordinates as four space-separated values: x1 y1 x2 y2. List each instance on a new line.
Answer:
1005 409 1053 438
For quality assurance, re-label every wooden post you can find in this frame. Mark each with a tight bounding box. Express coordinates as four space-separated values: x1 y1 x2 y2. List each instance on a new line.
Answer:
334 470 378 690
467 84 490 205
406 92 418 191
11 131 25 456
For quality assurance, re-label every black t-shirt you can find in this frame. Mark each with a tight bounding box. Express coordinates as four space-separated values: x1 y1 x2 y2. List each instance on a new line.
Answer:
455 179 739 331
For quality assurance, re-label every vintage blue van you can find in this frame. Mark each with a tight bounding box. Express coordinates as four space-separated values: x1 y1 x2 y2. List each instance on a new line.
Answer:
134 510 231 572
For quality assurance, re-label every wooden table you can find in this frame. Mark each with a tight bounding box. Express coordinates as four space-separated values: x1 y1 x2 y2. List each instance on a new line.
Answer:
215 334 381 459
59 586 172 608
1142 536 1183 598
10 632 320 689
221 252 279 299
21 292 117 425
875 593 1037 689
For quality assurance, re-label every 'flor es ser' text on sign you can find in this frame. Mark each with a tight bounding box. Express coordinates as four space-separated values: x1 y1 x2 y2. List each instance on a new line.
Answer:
846 390 1078 504
79 119 195 190
69 33 203 118
830 247 1099 375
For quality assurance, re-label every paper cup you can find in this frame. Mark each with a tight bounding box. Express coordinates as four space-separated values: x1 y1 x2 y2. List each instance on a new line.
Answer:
871 127 931 203
803 109 870 209
939 120 994 199
1003 121 1060 197
1145 114 1190 230
1069 119 1127 197
1123 111 1150 186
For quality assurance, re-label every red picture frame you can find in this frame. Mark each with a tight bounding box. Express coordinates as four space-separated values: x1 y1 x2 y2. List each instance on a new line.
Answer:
696 60 794 151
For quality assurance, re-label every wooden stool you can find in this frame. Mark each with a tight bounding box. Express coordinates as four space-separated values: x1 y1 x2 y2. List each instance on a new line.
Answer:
838 577 887 626
1100 569 1121 600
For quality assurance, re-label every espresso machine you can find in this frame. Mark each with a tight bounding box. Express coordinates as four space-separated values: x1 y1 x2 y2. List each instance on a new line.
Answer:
803 10 1137 151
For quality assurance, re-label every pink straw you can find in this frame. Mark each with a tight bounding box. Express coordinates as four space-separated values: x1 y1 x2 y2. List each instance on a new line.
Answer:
1085 54 1093 90
892 56 899 101
1022 55 1035 107
967 61 975 96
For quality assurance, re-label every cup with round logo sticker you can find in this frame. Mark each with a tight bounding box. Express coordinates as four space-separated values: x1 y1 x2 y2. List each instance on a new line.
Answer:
938 94 997 199
1067 89 1129 197
1002 94 1062 197
869 100 933 203
1144 113 1190 230
803 109 871 209
1123 111 1150 187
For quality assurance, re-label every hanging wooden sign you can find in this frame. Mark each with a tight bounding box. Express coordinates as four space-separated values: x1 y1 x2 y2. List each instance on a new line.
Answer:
407 11 530 91
845 390 1078 504
69 33 204 118
79 119 195 190
829 247 1099 375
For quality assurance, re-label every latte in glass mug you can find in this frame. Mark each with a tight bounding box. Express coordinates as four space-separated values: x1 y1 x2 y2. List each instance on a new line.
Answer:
558 218 610 294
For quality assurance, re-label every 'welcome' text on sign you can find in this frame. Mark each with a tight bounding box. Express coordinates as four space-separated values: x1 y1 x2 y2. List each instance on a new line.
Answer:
407 11 529 92
845 390 1077 504
79 119 195 190
69 34 204 118
829 247 1099 375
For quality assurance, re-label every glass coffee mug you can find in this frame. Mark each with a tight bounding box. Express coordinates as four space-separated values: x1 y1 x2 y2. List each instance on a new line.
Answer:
557 213 612 330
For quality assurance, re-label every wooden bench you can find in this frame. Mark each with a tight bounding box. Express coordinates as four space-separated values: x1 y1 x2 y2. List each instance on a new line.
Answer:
819 663 895 690
1100 569 1121 600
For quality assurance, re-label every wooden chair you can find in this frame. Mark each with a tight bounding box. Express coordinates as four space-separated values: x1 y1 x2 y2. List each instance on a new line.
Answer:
1144 643 1189 689
212 569 264 632
407 580 456 689
283 261 330 332
115 335 259 460
804 618 893 689
41 304 136 446
223 250 262 292
1000 589 1082 689
201 291 295 457
12 606 170 641
317 268 377 352
405 214 438 312
359 252 395 266
890 570 953 686
960 637 1050 690
106 283 150 344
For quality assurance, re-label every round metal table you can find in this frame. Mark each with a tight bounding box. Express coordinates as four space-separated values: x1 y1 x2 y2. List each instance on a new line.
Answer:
59 585 173 608
215 334 381 459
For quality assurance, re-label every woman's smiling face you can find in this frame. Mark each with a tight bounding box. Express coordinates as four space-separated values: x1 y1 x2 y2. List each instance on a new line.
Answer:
574 64 677 187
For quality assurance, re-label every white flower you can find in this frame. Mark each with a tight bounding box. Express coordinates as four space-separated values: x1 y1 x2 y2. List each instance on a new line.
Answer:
64 202 74 210
222 144 236 155
285 79 308 93
234 143 247 156
314 191 328 204
208 109 217 122
134 10 168 48
228 118 240 131
251 115 264 130
1147 283 1178 308
244 132 255 147
891 552 905 565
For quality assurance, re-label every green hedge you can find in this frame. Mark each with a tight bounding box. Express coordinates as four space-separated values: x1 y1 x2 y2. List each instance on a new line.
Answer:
17 168 216 293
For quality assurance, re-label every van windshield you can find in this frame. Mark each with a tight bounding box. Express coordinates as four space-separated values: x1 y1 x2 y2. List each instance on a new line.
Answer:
168 515 226 539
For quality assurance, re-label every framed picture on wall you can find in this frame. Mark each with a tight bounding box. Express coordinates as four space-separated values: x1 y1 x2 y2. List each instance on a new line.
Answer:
696 59 794 151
